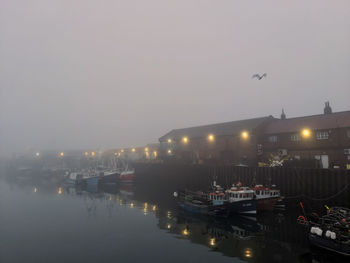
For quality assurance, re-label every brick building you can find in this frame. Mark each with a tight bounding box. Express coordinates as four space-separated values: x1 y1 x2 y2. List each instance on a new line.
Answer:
158 103 350 168
262 109 350 168
159 116 275 165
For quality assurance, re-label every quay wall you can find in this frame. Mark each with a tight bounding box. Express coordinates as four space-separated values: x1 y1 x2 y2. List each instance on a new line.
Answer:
133 163 350 209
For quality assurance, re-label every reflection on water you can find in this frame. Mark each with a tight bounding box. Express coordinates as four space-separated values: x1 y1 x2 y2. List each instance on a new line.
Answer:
1 174 347 263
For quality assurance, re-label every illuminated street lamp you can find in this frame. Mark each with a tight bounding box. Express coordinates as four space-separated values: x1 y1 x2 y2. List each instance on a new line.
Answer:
241 131 249 140
153 151 157 157
207 134 215 142
167 149 172 154
131 148 136 152
301 128 311 138
84 151 89 156
144 147 149 152
167 139 172 143
91 151 95 157
182 136 189 144
59 152 64 157
57 187 63 195
121 149 124 153
35 152 40 157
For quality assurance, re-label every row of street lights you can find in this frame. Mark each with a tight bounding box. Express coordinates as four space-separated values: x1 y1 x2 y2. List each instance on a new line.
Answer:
165 128 312 145
33 129 313 159
165 131 251 146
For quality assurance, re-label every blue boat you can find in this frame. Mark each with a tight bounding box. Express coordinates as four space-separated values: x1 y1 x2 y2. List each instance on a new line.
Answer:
83 175 99 185
65 172 83 185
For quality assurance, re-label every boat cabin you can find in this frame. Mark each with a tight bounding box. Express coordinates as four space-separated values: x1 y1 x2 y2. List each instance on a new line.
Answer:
225 185 255 202
253 185 280 199
208 192 226 205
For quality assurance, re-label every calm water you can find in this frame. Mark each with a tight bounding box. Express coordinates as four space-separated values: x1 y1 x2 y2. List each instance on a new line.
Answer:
0 174 345 263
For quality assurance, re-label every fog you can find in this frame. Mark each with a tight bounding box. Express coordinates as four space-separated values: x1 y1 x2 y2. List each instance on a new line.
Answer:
1 0 349 156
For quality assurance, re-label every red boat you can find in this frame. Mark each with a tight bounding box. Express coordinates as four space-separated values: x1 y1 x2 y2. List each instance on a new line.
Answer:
252 185 283 211
119 168 135 183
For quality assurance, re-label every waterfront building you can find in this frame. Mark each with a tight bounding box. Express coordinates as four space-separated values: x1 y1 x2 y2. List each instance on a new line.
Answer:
159 116 275 165
158 103 350 168
263 108 350 169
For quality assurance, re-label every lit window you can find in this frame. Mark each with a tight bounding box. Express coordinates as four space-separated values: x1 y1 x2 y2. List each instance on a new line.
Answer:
316 131 329 140
291 134 301 141
268 135 278 143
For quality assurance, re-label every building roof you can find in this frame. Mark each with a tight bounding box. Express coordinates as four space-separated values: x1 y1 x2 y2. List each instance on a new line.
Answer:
264 111 350 134
159 116 274 141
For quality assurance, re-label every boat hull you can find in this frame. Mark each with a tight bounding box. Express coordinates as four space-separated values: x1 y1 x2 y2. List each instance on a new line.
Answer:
309 233 350 257
226 199 257 215
257 197 280 211
99 172 120 184
119 172 135 183
178 201 228 216
83 177 99 185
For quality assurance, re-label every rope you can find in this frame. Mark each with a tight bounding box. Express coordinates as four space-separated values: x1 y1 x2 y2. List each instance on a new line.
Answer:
284 181 350 201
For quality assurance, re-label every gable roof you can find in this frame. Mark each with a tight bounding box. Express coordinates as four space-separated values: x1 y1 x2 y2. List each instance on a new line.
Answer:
159 116 274 142
264 111 350 134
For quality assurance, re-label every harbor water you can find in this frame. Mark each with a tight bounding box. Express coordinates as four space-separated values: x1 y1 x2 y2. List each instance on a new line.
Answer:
0 173 347 263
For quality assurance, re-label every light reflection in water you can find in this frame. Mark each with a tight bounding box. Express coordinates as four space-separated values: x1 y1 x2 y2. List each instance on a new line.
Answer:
33 187 38 193
210 238 216 247
244 248 253 258
183 228 189 236
57 187 62 195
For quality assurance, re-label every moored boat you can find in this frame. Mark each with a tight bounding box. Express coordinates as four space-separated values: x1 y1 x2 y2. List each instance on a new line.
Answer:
298 206 350 257
225 185 257 215
81 170 100 185
66 172 83 185
176 187 228 216
175 182 257 216
119 167 135 183
99 169 120 184
253 184 284 211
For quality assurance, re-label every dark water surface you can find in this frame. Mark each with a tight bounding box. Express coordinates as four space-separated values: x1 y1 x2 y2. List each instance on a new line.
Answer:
0 175 345 263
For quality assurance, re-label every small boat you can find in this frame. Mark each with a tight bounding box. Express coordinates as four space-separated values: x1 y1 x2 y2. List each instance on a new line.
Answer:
99 169 120 184
119 165 135 183
225 184 257 215
253 184 284 211
81 170 100 185
175 182 257 216
175 188 228 216
65 172 83 185
298 206 350 257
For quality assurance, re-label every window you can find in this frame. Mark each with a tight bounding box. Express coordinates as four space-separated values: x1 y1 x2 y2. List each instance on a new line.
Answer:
347 130 350 138
316 131 329 140
268 135 278 143
291 134 301 141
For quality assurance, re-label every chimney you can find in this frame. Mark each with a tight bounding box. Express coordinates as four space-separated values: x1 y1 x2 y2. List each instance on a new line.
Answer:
324 101 332 114
281 108 286 120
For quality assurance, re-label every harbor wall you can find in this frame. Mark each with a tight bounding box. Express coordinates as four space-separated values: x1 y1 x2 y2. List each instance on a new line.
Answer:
133 163 350 209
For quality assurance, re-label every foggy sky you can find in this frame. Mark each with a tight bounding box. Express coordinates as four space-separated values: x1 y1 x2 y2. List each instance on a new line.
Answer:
1 0 350 156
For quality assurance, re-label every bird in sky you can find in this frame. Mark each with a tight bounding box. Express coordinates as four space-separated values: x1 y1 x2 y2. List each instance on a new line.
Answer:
252 73 267 80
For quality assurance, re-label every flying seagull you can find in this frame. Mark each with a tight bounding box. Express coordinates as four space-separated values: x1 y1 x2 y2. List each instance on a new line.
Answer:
252 73 267 80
